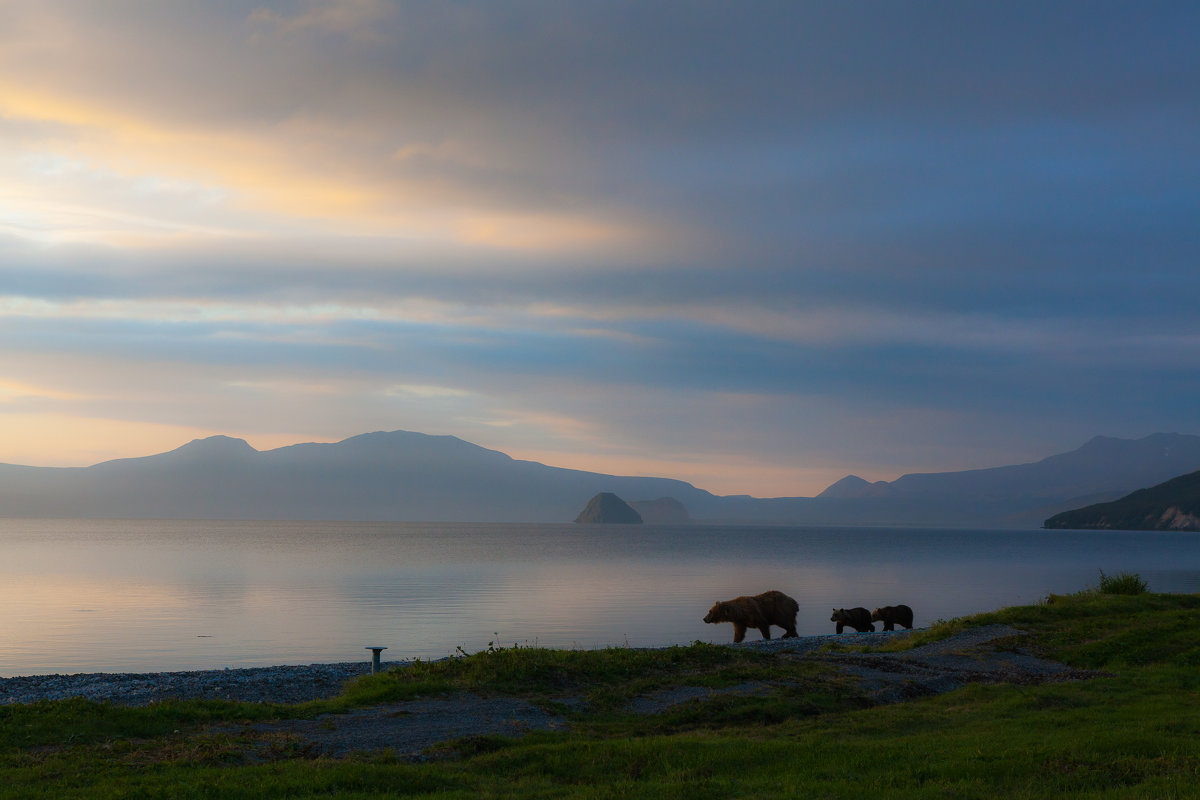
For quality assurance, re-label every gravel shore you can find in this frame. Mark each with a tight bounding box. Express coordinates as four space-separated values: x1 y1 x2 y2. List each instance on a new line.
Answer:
0 661 405 706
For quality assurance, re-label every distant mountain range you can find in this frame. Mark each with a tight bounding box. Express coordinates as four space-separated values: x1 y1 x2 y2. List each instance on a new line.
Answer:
1044 469 1200 531
0 431 717 524
1 430 1198 528
799 433 1200 528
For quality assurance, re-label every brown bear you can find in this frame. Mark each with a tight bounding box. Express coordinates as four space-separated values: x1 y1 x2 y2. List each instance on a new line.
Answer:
703 590 800 643
870 604 914 631
830 607 874 633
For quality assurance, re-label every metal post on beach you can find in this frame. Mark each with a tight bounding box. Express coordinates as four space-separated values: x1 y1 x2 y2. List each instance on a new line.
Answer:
366 646 387 673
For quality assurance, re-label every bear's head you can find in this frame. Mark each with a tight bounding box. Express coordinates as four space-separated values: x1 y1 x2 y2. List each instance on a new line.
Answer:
870 607 884 622
704 602 727 624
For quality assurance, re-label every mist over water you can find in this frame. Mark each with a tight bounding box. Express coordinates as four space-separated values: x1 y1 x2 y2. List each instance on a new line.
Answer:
2 519 1198 676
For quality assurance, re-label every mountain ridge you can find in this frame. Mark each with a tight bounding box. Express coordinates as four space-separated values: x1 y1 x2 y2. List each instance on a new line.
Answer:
1043 469 1200 531
0 430 1196 527
820 432 1200 505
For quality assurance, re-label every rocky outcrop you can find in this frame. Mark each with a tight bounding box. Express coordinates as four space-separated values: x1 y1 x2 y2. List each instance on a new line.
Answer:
1044 469 1200 530
629 497 691 524
1158 506 1200 530
574 492 643 524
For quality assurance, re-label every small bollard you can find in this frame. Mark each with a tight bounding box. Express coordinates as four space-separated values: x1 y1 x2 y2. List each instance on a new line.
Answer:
365 646 387 674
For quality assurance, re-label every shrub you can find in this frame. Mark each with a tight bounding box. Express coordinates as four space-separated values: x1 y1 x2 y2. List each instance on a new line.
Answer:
1096 569 1148 595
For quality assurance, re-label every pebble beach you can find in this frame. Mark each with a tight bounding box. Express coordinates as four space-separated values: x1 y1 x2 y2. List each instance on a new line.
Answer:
0 661 399 706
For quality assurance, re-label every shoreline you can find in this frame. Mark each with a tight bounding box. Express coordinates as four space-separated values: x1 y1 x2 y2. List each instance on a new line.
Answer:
0 661 394 706
0 631 900 706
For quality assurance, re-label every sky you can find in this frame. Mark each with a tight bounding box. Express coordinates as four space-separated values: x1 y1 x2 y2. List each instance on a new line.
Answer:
0 1 1197 497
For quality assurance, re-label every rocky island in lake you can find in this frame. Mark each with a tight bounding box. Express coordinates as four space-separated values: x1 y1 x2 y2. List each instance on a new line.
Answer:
574 492 643 524
629 496 691 524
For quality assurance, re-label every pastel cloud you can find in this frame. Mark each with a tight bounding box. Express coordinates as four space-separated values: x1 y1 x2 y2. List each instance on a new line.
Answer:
0 3 665 255
248 0 398 40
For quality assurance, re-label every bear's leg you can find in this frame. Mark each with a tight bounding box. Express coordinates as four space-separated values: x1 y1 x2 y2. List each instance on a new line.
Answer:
883 621 894 632
836 622 845 634
733 623 746 643
782 624 798 638
758 626 771 640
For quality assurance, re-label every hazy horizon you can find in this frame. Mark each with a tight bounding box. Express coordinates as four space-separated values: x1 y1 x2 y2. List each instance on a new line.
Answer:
4 428 1197 507
1 2 1197 497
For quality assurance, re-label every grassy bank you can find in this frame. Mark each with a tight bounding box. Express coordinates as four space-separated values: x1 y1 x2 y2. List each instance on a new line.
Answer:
4 588 1200 798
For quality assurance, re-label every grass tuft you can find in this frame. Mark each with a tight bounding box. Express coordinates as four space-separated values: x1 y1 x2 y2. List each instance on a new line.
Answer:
1096 569 1149 595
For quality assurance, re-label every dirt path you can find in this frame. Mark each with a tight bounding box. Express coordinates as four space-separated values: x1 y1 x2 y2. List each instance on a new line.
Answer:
237 695 568 760
805 624 1100 703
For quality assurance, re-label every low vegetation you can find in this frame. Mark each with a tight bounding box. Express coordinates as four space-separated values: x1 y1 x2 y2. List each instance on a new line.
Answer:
338 639 844 717
1095 568 1149 595
4 576 1199 798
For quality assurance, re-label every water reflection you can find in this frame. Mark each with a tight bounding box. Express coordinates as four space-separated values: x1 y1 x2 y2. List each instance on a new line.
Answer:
1 520 1198 675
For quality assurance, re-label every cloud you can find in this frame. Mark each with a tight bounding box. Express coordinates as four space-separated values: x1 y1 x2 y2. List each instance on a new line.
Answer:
0 5 667 252
248 0 397 40
4 2 1196 266
0 379 83 403
383 383 473 399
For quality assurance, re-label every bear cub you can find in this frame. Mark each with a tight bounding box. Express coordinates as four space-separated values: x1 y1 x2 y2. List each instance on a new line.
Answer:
870 604 914 631
704 590 800 643
830 607 874 633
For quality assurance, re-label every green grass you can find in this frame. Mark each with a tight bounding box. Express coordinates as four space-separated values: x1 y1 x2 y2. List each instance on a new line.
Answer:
4 587 1200 798
0 697 291 751
1096 569 1150 595
340 640 783 707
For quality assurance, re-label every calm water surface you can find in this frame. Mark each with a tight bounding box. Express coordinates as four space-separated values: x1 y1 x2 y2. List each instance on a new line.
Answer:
2 519 1199 676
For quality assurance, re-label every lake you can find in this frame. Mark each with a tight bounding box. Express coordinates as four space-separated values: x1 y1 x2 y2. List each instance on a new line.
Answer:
2 519 1198 677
